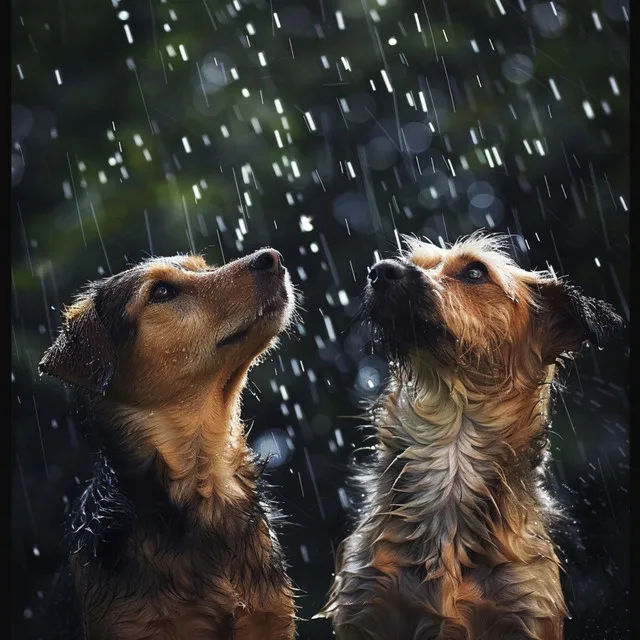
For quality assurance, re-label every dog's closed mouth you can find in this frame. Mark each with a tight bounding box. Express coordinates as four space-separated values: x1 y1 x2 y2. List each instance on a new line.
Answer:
217 328 250 348
216 299 286 348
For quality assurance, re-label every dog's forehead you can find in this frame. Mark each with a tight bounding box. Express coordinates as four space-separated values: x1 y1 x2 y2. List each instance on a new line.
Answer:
91 255 211 309
406 241 444 269
405 240 505 272
128 255 214 284
404 237 532 300
141 254 210 273
61 255 217 325
406 236 511 267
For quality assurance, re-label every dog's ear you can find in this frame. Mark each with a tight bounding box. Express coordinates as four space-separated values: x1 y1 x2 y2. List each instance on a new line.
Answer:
39 298 116 393
535 279 624 361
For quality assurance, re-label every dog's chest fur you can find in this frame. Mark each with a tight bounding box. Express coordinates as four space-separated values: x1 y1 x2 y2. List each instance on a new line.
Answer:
369 381 507 546
74 535 254 639
68 456 293 640
328 379 565 639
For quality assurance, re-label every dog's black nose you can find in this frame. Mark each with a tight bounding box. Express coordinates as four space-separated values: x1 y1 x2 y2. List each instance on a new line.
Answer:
368 259 407 289
249 248 283 273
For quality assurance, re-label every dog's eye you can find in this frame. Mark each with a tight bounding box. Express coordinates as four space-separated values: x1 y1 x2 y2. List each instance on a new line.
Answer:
463 262 488 282
149 282 179 303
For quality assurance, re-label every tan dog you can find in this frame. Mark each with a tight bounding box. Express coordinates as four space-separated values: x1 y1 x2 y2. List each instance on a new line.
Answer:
322 233 623 640
40 249 297 640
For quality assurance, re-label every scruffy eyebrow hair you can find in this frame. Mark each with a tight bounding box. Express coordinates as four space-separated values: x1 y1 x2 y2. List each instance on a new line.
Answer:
402 232 516 265
402 232 558 303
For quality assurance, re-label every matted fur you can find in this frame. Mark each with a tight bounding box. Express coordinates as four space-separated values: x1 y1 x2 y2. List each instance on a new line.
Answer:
321 232 623 640
39 250 298 640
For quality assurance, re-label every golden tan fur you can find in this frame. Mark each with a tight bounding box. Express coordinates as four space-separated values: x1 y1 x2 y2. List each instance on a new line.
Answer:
40 251 298 640
321 232 623 640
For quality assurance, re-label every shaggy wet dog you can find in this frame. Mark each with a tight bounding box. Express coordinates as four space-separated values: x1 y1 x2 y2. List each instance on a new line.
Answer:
39 249 297 640
321 233 623 639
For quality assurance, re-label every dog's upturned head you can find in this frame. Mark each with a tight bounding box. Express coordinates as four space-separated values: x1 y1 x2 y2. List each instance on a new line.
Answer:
39 249 295 405
364 233 623 386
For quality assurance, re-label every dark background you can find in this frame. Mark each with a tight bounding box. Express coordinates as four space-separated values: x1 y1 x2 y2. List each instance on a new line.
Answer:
11 0 629 638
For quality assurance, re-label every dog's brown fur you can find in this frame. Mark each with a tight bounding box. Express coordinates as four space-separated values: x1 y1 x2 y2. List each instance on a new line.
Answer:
321 233 623 640
40 250 297 640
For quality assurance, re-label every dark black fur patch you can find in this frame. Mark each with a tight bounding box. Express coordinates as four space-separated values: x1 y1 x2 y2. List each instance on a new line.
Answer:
362 273 454 372
561 283 625 348
90 267 142 347
42 439 290 637
534 279 625 360
38 303 117 394
38 269 141 394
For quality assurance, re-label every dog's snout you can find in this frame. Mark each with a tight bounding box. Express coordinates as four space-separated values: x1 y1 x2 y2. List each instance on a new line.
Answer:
249 249 283 274
368 260 407 289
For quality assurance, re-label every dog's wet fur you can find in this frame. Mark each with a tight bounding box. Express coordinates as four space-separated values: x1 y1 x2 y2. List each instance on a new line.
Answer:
321 232 624 640
39 250 298 640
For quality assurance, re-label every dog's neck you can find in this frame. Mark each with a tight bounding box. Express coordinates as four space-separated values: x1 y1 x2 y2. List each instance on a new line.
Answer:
369 365 555 575
92 383 259 529
69 387 290 613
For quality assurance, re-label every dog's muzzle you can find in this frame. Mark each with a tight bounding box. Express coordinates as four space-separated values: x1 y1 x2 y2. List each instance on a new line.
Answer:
368 259 410 291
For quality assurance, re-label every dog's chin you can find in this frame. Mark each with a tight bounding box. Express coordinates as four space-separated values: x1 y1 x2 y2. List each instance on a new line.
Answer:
364 291 453 369
372 320 450 360
216 294 293 351
215 296 293 400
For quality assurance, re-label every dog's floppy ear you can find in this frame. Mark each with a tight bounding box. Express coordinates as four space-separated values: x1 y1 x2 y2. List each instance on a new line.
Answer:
535 278 624 361
39 298 116 393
